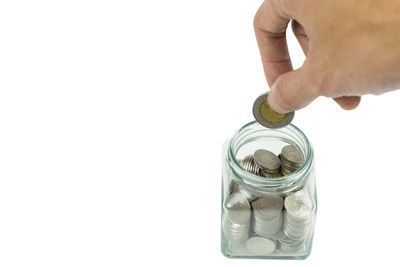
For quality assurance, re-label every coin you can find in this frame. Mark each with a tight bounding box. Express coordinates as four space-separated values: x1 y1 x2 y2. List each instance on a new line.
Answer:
261 170 283 178
252 196 283 219
276 232 304 246
222 214 249 242
280 145 304 175
283 220 311 240
253 213 282 238
279 241 306 253
282 228 309 241
281 145 303 165
262 171 280 178
276 231 307 253
282 190 313 241
284 191 312 221
240 155 262 176
238 147 304 194
246 236 276 255
252 92 295 129
224 193 251 224
253 149 281 173
251 196 283 238
223 193 251 242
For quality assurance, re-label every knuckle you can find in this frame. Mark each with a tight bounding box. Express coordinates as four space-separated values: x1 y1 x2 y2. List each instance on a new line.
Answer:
317 75 332 97
306 60 334 97
317 68 345 98
253 12 259 28
253 2 265 28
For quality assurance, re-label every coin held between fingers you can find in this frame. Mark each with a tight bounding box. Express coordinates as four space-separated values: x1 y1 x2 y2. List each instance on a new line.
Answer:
253 92 295 129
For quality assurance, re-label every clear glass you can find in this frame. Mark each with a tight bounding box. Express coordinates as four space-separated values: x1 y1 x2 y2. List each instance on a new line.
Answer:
221 121 317 260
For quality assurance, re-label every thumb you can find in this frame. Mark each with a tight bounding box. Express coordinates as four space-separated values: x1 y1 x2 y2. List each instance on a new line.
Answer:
267 65 319 113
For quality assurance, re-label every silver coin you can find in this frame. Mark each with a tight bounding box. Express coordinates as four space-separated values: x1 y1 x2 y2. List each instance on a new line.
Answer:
252 196 283 238
284 212 312 225
252 92 295 129
253 214 282 237
253 149 281 172
281 145 303 166
282 228 308 241
283 191 313 241
261 169 281 177
283 221 311 233
253 210 282 221
279 241 306 253
222 214 249 242
223 193 251 243
283 221 310 235
240 155 262 176
276 232 304 246
283 221 311 239
253 214 283 235
246 236 276 255
284 190 312 221
280 145 304 176
252 196 283 219
224 193 251 225
253 218 281 226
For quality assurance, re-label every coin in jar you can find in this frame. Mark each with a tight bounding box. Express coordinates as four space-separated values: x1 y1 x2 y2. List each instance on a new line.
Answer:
246 236 276 255
253 149 281 174
284 190 312 221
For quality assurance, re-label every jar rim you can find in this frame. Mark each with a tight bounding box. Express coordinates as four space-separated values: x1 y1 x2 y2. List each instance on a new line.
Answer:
228 121 313 189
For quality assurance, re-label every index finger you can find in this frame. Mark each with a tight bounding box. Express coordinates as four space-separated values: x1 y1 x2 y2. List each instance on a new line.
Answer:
254 0 294 86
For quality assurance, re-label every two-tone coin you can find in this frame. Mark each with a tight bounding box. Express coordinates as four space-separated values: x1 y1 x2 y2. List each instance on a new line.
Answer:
253 92 295 129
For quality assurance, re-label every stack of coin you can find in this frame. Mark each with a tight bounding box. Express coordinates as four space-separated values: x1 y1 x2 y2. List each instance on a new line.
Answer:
239 145 303 178
253 149 282 178
283 190 312 241
240 155 262 176
280 145 304 176
276 232 306 253
251 195 283 238
222 193 251 242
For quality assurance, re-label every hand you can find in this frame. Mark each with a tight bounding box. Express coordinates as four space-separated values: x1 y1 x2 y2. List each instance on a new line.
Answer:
254 0 400 113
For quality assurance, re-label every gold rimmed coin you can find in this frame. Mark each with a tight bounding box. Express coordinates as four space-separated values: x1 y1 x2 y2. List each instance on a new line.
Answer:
252 92 294 129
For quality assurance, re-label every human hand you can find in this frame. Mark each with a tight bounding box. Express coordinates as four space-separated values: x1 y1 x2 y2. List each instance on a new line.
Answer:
254 0 400 113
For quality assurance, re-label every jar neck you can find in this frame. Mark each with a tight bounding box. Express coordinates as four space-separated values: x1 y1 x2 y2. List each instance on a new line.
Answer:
227 121 313 195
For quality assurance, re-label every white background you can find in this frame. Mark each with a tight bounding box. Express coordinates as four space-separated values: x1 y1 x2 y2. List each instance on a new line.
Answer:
1 1 400 266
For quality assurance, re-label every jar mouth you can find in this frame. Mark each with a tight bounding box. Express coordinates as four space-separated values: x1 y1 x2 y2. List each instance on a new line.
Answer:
228 121 313 193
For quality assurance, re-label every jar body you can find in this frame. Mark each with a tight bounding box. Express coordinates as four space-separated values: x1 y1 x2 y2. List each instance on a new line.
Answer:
221 121 317 259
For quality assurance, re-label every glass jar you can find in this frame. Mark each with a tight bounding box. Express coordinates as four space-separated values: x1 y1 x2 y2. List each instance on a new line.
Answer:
221 121 317 259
